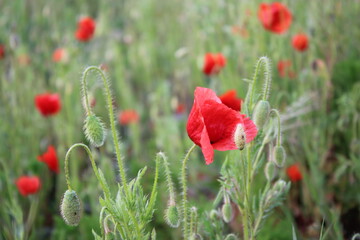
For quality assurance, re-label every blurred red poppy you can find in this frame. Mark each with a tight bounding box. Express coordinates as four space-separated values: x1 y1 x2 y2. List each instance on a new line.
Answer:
16 176 41 196
38 145 59 173
119 110 139 125
75 17 96 42
0 44 5 59
277 60 296 78
35 93 61 117
203 53 226 76
176 103 186 114
292 34 309 52
286 164 302 182
52 48 68 63
219 89 242 112
186 87 257 164
258 2 292 34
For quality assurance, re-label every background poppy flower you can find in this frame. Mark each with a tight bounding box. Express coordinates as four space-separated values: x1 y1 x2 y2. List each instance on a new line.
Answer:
52 48 68 63
277 60 296 78
292 33 309 52
258 2 292 34
202 53 226 76
286 164 302 182
186 87 257 164
75 17 96 42
16 176 41 196
35 93 61 117
175 103 185 114
0 44 5 59
119 109 139 125
38 145 59 173
219 89 242 112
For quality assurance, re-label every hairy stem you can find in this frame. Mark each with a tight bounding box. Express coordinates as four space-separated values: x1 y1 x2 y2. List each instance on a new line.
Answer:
270 109 282 146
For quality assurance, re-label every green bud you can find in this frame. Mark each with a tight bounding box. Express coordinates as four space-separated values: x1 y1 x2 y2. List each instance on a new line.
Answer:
210 209 219 220
224 233 239 240
272 179 288 195
253 100 270 129
273 146 286 167
234 124 246 150
84 114 106 147
60 190 82 226
221 202 233 223
164 205 180 228
265 161 277 182
151 228 156 240
190 233 203 240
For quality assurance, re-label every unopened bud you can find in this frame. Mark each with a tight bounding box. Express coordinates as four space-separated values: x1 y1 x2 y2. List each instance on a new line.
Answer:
224 233 239 240
222 202 233 223
273 179 288 195
165 204 180 228
210 209 219 220
234 124 246 150
84 114 106 147
253 100 270 129
273 146 286 167
60 190 82 226
190 233 203 240
265 161 277 182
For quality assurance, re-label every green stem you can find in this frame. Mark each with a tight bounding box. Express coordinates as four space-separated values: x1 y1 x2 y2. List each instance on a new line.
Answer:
181 144 197 240
24 196 39 240
252 182 271 238
243 146 253 240
64 143 111 198
270 109 282 146
146 153 160 216
160 152 176 204
81 66 129 195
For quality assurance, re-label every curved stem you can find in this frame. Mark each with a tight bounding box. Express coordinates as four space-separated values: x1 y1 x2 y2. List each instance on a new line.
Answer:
270 109 282 146
181 144 197 240
248 57 272 111
146 153 160 216
82 66 129 194
159 152 176 204
64 143 111 198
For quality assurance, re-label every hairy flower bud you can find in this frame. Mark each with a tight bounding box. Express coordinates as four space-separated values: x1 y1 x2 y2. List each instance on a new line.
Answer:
84 114 106 147
234 124 246 150
265 161 277 182
253 100 270 129
273 146 286 167
164 204 180 228
210 209 219 220
190 233 203 240
60 190 82 226
272 179 288 195
222 202 233 223
224 234 239 240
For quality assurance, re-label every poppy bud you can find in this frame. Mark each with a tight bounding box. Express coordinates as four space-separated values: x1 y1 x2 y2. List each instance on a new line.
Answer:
224 234 239 240
60 190 82 226
222 202 233 223
273 146 286 167
164 204 180 228
84 114 106 147
272 179 287 195
265 161 277 182
210 209 219 220
190 234 203 240
253 100 270 129
234 124 246 150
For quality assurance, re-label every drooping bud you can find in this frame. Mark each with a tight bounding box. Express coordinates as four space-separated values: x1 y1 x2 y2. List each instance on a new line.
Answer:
224 233 239 240
265 161 277 182
84 114 106 147
164 204 180 228
234 124 246 150
210 209 219 220
273 146 286 167
272 179 288 195
221 202 233 223
60 190 82 226
253 100 270 129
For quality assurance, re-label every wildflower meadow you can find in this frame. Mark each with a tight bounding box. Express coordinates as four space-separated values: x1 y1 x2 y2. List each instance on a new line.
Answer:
1 1 360 240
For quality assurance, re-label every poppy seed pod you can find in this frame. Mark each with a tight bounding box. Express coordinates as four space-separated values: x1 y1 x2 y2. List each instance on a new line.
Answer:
84 114 106 147
164 205 180 228
221 202 233 223
273 146 286 167
253 100 270 129
265 161 277 182
60 190 82 226
234 124 246 150
224 233 239 240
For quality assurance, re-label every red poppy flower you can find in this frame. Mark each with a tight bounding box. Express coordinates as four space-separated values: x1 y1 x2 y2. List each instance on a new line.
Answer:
202 53 227 76
52 48 68 63
286 164 302 182
277 60 296 78
16 176 41 196
38 145 59 173
186 87 258 164
292 34 309 52
0 44 5 59
35 93 61 117
75 17 96 42
258 2 292 34
119 110 139 125
219 89 242 112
